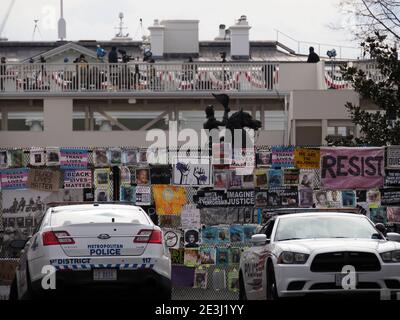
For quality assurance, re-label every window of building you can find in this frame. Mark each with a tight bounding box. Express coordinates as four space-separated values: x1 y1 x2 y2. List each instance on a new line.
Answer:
73 109 169 131
7 111 44 131
327 126 354 137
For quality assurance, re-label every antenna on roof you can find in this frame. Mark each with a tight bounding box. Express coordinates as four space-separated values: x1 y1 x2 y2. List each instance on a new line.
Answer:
133 18 144 40
112 12 132 41
32 19 42 41
58 0 67 41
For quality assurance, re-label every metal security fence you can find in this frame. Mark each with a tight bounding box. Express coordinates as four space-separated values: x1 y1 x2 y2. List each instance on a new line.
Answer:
1 145 400 301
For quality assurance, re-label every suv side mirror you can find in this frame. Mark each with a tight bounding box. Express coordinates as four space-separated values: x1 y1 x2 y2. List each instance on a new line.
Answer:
9 239 27 250
375 223 387 235
251 234 269 246
386 233 400 242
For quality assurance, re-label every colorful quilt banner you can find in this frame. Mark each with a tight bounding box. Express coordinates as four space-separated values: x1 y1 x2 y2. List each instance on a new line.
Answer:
153 185 187 215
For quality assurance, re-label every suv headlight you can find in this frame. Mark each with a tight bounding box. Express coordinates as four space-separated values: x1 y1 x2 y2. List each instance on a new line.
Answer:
380 251 400 263
277 251 309 264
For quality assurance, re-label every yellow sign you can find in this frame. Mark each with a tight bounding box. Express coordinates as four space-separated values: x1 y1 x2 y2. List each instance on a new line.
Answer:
152 185 187 215
294 148 320 169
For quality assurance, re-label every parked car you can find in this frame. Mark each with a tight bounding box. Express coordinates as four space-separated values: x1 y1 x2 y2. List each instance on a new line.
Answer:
239 212 400 300
8 203 171 300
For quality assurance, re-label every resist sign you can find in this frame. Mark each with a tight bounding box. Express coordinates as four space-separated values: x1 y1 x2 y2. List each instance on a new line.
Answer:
320 147 385 190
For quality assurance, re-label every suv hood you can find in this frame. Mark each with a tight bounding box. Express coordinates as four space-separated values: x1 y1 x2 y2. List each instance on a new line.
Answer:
276 238 400 254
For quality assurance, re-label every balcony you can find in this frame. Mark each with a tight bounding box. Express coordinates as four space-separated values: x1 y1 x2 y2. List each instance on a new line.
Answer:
0 62 279 96
0 62 333 97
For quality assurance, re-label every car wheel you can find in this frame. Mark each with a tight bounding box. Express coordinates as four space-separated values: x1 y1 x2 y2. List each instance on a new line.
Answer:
266 264 279 300
239 272 247 301
23 264 35 300
8 278 18 300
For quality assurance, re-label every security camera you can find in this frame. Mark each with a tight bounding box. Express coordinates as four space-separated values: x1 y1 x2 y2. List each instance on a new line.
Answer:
327 49 337 59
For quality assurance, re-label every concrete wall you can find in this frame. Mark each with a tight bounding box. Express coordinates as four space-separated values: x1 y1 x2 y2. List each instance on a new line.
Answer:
290 90 359 120
0 130 285 149
278 62 327 92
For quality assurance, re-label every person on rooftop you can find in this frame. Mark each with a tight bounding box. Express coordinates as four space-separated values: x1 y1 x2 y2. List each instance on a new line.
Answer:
108 46 118 64
307 46 320 63
0 57 6 91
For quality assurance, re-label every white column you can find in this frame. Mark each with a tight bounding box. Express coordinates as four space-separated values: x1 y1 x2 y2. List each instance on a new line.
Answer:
291 119 296 145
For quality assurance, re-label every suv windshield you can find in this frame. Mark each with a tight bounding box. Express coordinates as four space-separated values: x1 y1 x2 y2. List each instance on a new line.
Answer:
275 215 379 241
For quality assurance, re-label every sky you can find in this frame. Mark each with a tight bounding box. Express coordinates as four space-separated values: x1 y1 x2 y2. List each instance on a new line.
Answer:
0 0 359 54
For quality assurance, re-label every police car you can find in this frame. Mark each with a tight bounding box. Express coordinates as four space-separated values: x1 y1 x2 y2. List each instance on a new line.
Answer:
8 203 171 300
239 212 400 300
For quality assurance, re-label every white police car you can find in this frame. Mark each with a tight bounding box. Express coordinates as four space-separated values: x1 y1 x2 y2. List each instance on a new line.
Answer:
239 212 400 300
9 203 171 300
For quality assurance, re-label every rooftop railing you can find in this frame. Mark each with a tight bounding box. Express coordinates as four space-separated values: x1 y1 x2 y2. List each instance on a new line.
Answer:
0 62 280 94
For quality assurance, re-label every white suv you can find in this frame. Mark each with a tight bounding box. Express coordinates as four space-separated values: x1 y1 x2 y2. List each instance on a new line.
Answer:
9 203 171 300
239 212 400 299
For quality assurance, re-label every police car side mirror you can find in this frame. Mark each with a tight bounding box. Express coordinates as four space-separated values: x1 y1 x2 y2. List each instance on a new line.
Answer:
9 239 27 250
251 234 269 246
386 233 400 242
375 223 387 235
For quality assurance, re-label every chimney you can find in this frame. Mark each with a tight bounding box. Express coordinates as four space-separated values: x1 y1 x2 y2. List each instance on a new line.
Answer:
229 15 251 59
215 24 226 40
148 19 165 58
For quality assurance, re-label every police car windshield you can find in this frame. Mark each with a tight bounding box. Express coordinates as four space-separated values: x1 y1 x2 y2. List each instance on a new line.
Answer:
50 209 149 226
275 215 379 241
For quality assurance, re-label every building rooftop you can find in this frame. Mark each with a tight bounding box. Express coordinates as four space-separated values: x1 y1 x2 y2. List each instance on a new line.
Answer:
0 40 318 63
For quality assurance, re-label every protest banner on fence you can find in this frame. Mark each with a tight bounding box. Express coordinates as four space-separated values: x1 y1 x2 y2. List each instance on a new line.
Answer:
271 146 295 168
294 148 320 169
194 190 227 208
60 148 89 169
387 146 400 169
27 168 60 192
385 169 400 187
226 190 255 207
320 147 385 190
380 188 400 206
152 185 187 215
64 170 92 189
0 168 29 190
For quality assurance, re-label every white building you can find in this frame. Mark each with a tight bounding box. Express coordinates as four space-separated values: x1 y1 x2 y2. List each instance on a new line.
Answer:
0 18 375 149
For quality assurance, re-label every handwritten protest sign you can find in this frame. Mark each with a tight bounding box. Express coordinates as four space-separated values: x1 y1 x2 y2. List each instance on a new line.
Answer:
27 169 60 192
294 148 320 169
320 147 385 190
